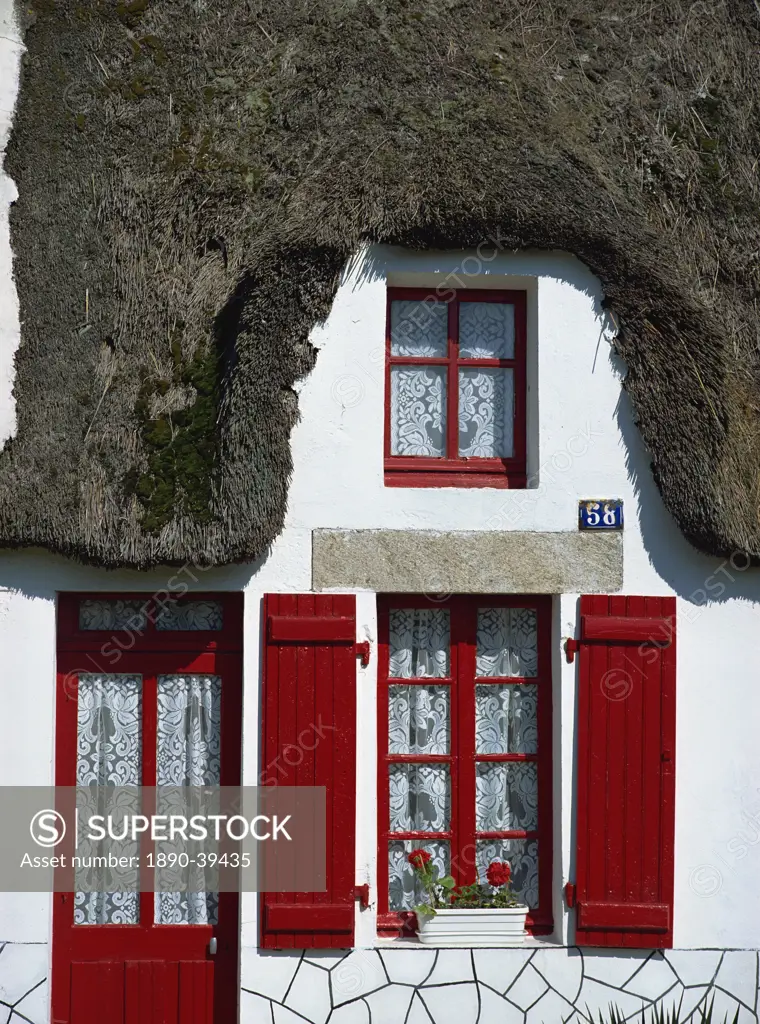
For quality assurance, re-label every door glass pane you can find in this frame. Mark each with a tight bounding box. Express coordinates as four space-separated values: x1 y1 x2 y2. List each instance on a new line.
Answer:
476 839 538 908
458 367 514 457
156 600 223 631
476 607 537 677
389 763 450 833
459 301 515 359
389 685 449 755
389 608 450 678
388 839 450 911
79 599 147 632
390 366 447 456
390 300 448 357
75 674 142 925
475 762 538 831
156 675 222 786
155 675 222 925
475 684 538 754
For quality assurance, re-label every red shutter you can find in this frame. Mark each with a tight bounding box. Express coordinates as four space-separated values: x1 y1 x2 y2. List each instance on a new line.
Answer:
573 595 676 948
260 594 358 949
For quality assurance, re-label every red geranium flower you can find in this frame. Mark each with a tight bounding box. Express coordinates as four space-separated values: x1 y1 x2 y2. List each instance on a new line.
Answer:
408 849 432 870
486 860 511 888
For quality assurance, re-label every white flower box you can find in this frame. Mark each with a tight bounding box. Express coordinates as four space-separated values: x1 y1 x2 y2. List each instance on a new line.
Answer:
416 906 529 947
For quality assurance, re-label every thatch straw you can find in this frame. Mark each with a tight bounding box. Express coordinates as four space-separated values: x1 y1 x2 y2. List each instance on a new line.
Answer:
2 0 759 567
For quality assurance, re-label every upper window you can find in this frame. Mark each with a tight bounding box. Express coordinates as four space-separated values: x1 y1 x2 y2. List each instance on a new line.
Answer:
377 595 553 938
385 289 527 488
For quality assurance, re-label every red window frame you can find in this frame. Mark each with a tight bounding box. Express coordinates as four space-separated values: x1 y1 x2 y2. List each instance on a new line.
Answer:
384 288 527 488
377 595 553 937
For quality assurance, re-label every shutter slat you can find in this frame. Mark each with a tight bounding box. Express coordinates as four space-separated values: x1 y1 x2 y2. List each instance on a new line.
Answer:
624 595 645 920
581 614 673 643
265 905 354 932
577 902 670 931
574 595 676 949
606 593 628 947
261 594 357 950
268 615 356 643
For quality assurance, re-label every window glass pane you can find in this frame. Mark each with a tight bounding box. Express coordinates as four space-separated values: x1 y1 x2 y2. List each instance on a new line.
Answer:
389 763 450 832
389 609 450 678
155 675 221 925
458 367 514 458
475 684 538 754
388 839 450 911
156 892 219 927
156 600 223 631
77 675 142 786
476 607 537 677
76 674 142 925
391 366 447 457
79 599 147 632
391 299 448 356
476 839 538 909
75 892 140 927
389 685 450 755
156 675 222 786
475 762 538 831
459 301 515 359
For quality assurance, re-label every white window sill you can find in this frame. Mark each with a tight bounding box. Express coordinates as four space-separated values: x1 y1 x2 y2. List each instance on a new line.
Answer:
373 933 563 949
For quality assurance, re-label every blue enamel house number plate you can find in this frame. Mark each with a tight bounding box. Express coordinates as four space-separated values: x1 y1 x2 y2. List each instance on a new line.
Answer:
578 499 624 531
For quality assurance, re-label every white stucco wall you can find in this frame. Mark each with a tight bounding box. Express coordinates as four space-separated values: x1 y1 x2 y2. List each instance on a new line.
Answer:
1 243 760 962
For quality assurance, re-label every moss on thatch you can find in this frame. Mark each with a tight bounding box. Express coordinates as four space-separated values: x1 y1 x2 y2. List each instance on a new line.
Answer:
2 0 760 567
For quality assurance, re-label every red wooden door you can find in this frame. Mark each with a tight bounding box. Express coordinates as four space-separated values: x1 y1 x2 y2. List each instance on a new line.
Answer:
52 594 243 1024
573 595 676 948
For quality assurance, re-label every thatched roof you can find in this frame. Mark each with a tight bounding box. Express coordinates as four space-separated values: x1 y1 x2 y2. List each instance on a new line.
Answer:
2 0 759 568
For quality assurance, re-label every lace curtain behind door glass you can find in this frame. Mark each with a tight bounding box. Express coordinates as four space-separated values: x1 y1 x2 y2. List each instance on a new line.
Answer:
75 674 142 925
155 675 222 925
79 599 148 632
155 601 223 631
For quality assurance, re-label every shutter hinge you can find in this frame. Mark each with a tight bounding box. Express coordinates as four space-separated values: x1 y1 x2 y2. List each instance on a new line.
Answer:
564 882 576 908
565 638 579 663
354 641 371 667
354 884 370 909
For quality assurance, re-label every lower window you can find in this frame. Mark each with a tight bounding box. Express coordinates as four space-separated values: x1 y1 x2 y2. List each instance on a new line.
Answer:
377 595 553 936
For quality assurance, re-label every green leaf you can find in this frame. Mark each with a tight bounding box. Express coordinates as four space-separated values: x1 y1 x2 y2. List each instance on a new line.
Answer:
413 903 435 918
439 876 456 889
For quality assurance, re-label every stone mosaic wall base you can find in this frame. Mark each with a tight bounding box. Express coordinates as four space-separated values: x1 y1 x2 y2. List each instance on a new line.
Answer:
1 941 757 1023
0 944 48 1024
241 947 760 1024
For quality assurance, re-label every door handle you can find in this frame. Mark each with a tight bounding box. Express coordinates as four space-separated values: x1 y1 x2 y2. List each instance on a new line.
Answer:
209 937 217 955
